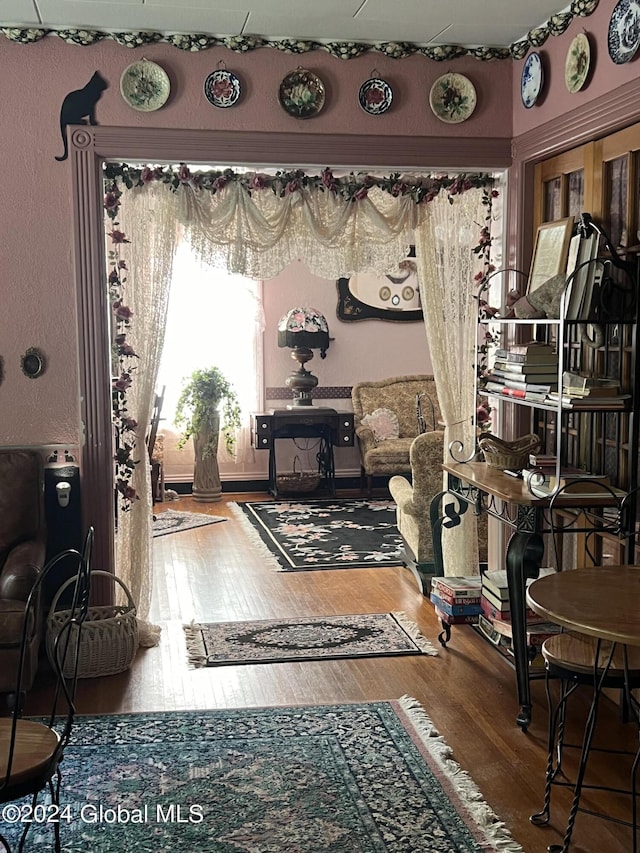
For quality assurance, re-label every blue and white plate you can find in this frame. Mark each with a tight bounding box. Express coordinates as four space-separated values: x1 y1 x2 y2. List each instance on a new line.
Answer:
204 69 242 108
521 52 543 109
608 0 640 64
358 77 393 115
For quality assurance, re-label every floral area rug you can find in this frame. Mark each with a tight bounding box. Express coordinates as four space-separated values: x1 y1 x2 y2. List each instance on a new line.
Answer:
0 700 523 852
231 498 402 571
152 509 226 537
183 611 437 666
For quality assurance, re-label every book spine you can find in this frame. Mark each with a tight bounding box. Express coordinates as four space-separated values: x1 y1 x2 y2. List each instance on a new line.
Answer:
480 582 510 602
434 605 479 625
431 581 481 603
430 593 482 616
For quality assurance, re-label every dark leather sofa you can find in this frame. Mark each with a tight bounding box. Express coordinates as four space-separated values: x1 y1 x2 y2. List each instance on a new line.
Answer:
0 450 47 697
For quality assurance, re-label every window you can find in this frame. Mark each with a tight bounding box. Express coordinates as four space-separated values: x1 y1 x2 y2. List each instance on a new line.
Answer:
156 239 264 475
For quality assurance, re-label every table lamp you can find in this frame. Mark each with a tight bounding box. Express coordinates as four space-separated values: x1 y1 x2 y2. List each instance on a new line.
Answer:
277 307 330 407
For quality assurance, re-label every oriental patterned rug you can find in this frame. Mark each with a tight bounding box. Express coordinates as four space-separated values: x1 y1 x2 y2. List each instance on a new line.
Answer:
183 611 437 666
152 509 226 537
231 498 403 571
0 700 523 852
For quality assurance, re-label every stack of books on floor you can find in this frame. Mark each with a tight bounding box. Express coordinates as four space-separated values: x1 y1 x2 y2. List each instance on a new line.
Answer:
429 576 482 626
483 342 559 404
545 371 630 410
478 568 562 670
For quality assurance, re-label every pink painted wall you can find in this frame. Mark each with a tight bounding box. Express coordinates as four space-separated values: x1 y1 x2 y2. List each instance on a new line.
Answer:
0 35 512 454
513 0 640 136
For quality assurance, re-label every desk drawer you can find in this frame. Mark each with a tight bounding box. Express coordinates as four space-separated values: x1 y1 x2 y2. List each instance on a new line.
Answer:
337 413 355 447
252 415 273 449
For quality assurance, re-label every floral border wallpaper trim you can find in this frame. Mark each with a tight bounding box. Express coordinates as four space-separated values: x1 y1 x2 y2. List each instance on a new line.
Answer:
2 0 598 61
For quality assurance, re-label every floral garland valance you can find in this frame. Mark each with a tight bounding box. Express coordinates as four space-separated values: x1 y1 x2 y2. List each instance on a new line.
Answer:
104 164 496 280
4 0 598 61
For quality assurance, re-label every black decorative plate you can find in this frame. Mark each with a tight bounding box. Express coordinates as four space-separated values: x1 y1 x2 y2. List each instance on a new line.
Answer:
608 0 640 64
358 77 393 115
278 68 325 119
521 52 543 109
204 69 241 108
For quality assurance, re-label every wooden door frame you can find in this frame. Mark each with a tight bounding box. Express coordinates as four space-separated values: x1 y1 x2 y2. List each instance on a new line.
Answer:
69 126 512 584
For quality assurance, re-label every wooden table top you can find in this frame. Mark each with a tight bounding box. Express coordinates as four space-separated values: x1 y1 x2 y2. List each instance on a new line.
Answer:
526 566 640 646
443 461 624 507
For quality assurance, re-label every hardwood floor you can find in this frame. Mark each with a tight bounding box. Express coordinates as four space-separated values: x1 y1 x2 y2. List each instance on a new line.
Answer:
27 493 639 851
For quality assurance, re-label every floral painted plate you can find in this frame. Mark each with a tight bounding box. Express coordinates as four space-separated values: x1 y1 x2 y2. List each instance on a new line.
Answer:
565 33 591 92
278 68 325 119
521 52 543 109
120 59 170 112
428 73 476 124
358 77 393 115
608 0 640 64
204 69 242 108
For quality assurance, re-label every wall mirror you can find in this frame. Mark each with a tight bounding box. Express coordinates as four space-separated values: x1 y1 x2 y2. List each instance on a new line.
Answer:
336 246 423 322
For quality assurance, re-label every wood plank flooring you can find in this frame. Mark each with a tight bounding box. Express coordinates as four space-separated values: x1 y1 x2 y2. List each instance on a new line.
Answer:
26 493 640 852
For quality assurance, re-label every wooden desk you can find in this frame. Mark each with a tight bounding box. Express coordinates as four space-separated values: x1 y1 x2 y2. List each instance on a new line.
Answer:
431 461 624 731
527 566 640 853
252 409 354 498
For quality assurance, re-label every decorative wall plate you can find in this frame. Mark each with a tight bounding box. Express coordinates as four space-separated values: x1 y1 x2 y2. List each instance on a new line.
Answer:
278 68 325 118
608 0 640 64
204 69 241 108
521 52 544 108
358 77 393 115
120 59 170 112
565 32 591 92
428 73 476 123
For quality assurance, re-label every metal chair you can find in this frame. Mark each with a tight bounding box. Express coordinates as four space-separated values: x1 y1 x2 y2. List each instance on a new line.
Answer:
530 481 640 851
0 527 94 853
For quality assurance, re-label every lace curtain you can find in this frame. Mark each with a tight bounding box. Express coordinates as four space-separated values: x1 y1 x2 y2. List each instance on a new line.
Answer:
415 189 487 576
112 184 179 646
176 182 417 278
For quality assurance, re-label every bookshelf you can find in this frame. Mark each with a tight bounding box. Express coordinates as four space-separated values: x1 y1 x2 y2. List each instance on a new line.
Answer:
430 214 639 732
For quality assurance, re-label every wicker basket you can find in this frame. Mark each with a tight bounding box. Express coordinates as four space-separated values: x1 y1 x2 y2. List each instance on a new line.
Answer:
46 571 139 679
276 455 320 495
478 433 541 470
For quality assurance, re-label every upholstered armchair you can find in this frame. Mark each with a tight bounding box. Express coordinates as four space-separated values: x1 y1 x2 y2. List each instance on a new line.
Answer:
0 450 47 698
389 440 488 593
351 375 441 497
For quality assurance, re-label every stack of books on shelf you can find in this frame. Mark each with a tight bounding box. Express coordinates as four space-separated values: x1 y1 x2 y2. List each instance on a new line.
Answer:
545 371 630 410
483 342 559 404
429 576 482 626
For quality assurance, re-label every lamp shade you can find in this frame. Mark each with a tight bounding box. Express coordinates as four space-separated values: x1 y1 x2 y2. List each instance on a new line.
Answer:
277 307 330 357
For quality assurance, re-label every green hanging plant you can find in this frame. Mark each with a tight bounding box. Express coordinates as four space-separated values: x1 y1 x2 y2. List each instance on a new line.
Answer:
174 367 241 458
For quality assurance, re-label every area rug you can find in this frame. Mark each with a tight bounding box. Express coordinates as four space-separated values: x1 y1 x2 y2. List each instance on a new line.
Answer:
183 611 437 666
152 509 226 537
231 498 403 571
0 699 523 852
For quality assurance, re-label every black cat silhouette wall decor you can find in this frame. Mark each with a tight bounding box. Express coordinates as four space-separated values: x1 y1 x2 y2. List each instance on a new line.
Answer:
55 71 108 162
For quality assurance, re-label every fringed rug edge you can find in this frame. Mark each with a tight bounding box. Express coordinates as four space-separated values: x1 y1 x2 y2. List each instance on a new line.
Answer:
391 611 438 656
396 695 524 853
228 501 285 571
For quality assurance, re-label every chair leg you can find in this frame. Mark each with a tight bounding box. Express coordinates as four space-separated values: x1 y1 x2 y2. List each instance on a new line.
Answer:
367 474 373 498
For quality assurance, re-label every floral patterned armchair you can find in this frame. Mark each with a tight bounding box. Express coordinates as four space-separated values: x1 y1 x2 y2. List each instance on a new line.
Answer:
351 375 441 497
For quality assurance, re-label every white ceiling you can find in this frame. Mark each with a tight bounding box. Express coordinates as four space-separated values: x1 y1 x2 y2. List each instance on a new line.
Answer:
1 0 573 49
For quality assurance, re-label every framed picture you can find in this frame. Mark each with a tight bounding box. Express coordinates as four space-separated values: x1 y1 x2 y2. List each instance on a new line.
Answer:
527 217 574 296
336 247 423 323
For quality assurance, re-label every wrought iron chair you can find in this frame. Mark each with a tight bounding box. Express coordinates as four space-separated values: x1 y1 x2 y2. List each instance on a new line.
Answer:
530 482 640 851
0 527 93 853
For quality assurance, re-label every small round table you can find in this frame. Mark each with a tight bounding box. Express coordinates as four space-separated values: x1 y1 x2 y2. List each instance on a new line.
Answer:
527 566 640 852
